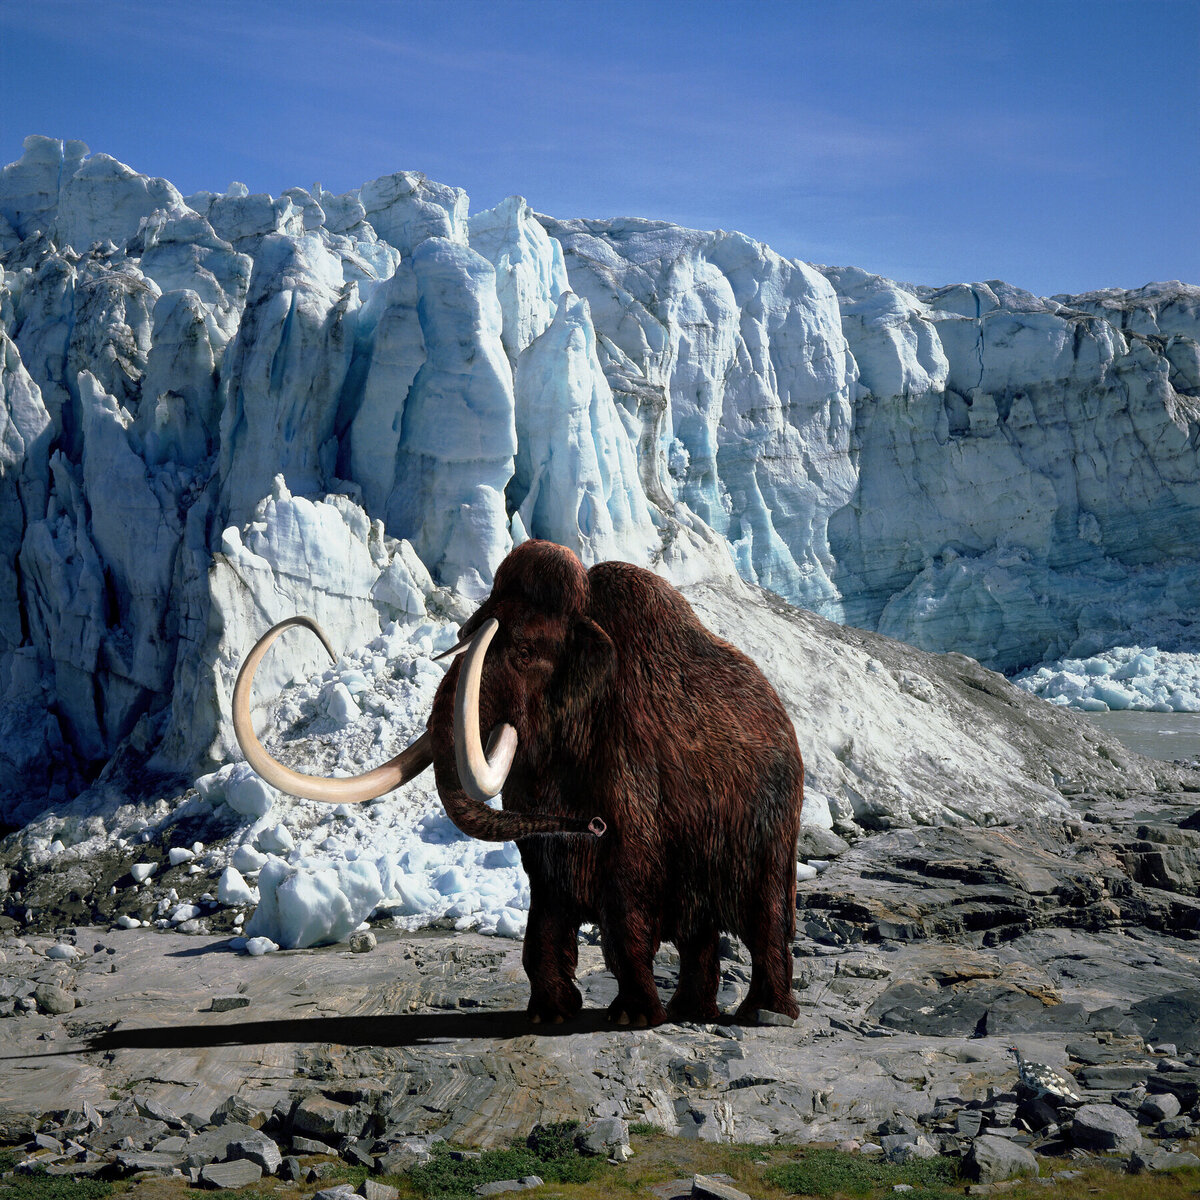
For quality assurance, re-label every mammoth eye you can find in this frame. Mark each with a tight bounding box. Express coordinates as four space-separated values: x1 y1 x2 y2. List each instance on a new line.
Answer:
512 641 533 667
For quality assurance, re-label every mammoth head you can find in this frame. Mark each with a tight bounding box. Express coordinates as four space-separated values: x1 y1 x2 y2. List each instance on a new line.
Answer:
231 541 609 841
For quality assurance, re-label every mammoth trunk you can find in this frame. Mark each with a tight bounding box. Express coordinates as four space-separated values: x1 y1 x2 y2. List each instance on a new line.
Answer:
431 652 604 842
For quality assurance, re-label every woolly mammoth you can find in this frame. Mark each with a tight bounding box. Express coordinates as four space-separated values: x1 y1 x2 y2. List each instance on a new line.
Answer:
234 540 804 1026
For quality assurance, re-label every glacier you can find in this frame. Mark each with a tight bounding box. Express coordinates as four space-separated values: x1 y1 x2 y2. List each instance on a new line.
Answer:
0 132 1198 848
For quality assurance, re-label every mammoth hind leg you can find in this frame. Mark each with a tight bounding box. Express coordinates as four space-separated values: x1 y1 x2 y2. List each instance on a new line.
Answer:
602 907 667 1029
735 868 800 1023
523 896 583 1024
666 926 721 1024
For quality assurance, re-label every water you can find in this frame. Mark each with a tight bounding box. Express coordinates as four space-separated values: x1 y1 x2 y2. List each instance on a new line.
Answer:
1084 710 1200 763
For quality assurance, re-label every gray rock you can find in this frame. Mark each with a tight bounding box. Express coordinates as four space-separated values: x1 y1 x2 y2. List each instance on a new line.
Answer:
749 1009 796 1027
965 1134 1039 1182
691 1175 751 1200
1112 1087 1147 1113
475 1177 543 1196
228 1130 282 1174
211 1094 264 1125
115 1150 186 1175
887 1136 938 1163
90 1113 170 1151
795 827 851 860
1070 1103 1143 1154
280 1156 301 1181
1139 1091 1181 1122
349 931 377 953
292 1134 333 1154
1078 1064 1151 1090
210 994 250 1012
1157 1115 1195 1138
33 983 75 1014
183 1121 262 1166
343 1137 376 1168
576 1116 629 1155
199 1158 263 1188
360 1180 401 1200
291 1093 365 1141
376 1143 428 1173
1129 1147 1200 1173
956 1110 983 1137
134 1095 185 1127
314 1186 359 1200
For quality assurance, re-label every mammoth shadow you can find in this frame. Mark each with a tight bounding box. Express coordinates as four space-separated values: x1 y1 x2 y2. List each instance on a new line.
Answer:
236 540 805 1029
0 1009 618 1062
82 1008 616 1053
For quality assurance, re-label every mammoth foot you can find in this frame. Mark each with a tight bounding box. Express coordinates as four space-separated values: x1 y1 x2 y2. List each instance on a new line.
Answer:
526 985 583 1026
606 995 667 1029
734 994 799 1023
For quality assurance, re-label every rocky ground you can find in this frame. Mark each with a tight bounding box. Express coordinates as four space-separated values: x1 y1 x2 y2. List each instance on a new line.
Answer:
0 779 1199 1191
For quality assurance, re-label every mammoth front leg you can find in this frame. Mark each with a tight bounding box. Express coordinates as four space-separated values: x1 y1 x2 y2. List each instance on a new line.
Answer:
522 894 582 1023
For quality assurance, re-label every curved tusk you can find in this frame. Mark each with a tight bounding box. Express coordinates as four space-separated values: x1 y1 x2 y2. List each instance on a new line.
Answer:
453 617 518 803
232 615 433 803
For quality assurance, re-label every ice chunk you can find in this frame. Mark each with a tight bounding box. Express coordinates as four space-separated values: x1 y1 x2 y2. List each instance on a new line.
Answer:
1016 645 1200 712
256 823 295 854
217 866 259 906
325 682 361 725
223 765 275 818
244 856 384 949
231 844 268 874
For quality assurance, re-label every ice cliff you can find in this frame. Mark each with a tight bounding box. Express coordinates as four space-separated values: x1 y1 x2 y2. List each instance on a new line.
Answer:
0 134 1198 825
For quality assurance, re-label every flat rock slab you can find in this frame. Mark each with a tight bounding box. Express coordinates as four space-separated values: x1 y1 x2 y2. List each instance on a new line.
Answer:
199 1157 263 1188
0 797 1197 1150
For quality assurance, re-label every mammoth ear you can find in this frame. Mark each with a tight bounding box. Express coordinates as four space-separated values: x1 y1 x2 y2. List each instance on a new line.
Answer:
560 618 616 712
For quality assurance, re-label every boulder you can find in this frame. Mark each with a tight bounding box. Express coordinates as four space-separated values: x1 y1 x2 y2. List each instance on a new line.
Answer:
291 1094 365 1141
227 1130 282 1174
1138 1092 1181 1123
1070 1103 1143 1154
964 1134 1039 1183
576 1116 629 1156
33 984 75 1014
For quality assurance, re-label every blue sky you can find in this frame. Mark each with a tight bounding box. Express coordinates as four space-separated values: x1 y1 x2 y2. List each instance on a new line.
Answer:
1 0 1196 296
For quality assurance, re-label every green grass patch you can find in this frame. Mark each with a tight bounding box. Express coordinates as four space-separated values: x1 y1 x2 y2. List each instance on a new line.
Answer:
626 1122 665 1139
0 1170 113 1200
410 1123 609 1200
764 1147 960 1197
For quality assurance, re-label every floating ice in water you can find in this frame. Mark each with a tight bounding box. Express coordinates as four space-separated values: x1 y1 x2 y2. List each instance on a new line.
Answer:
1016 646 1200 712
168 847 195 866
130 863 156 883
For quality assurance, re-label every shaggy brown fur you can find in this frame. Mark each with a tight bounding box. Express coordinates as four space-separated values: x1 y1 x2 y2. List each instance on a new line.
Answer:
428 540 804 1027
